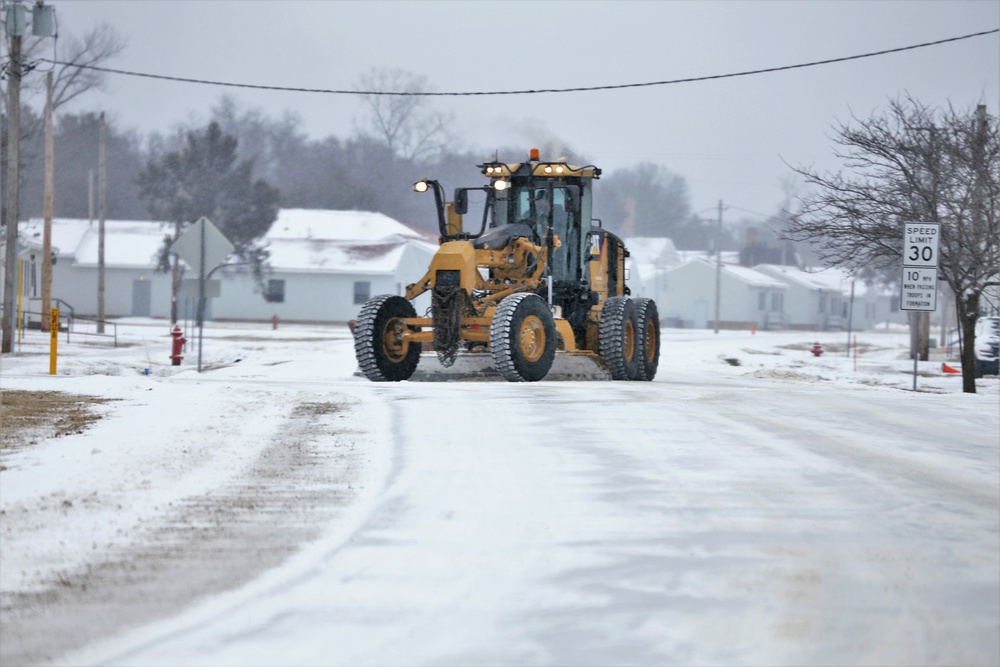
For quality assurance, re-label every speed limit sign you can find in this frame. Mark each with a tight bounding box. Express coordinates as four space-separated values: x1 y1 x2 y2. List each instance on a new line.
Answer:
903 223 940 268
901 222 940 311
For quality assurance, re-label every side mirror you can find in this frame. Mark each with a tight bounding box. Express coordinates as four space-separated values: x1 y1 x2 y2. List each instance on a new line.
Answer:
587 231 602 261
454 188 469 215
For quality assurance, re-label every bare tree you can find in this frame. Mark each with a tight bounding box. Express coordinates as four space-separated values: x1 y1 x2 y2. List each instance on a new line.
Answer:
2 22 126 223
785 96 1000 392
3 22 126 119
355 68 452 161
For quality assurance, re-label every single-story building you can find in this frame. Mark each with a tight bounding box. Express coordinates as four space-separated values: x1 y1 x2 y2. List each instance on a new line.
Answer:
625 236 681 307
662 257 789 330
211 209 436 322
753 264 906 331
13 209 437 324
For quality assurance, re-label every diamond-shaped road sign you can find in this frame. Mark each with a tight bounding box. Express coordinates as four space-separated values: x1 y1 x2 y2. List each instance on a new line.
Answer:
170 217 235 278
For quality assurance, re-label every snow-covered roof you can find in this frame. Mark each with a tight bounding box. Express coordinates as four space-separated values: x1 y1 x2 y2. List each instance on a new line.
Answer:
669 257 787 288
755 264 855 295
676 249 741 265
267 238 412 274
21 211 436 273
23 218 166 269
266 209 430 243
625 237 681 269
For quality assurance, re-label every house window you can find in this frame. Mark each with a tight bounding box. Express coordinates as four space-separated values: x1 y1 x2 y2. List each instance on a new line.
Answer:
771 293 783 312
265 279 285 303
353 281 371 305
758 292 766 310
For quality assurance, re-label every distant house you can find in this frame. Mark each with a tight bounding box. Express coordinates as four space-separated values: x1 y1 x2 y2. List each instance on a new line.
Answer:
17 218 167 321
625 237 681 306
662 257 788 330
753 264 905 330
211 209 436 322
0 232 44 320
16 209 436 324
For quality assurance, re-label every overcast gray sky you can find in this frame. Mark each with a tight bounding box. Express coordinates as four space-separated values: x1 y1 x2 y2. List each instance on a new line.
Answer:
43 1 1000 220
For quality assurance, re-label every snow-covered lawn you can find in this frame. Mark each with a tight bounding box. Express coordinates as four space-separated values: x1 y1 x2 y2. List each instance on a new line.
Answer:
1 320 997 666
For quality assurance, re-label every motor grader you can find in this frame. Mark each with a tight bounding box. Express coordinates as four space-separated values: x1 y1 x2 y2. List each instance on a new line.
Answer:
354 149 660 382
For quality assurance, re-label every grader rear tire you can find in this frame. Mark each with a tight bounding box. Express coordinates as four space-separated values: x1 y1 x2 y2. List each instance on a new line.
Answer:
634 297 660 381
490 293 556 382
354 295 421 382
599 296 640 380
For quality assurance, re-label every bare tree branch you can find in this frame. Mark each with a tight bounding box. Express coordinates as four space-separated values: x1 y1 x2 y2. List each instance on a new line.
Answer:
354 68 453 161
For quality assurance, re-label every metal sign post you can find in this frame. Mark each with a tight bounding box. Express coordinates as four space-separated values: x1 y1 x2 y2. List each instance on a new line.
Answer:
900 222 941 390
170 217 235 372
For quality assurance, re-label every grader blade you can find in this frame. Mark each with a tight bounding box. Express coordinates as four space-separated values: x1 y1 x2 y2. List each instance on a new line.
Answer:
404 350 612 382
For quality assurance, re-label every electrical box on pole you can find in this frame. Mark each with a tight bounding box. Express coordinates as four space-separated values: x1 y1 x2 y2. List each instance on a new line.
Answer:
32 4 56 37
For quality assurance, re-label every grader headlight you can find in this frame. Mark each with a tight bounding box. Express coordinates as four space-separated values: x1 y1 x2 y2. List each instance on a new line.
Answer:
413 180 430 193
493 180 509 191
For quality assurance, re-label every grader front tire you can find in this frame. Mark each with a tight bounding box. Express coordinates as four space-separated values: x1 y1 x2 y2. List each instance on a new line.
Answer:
354 295 421 382
490 293 556 382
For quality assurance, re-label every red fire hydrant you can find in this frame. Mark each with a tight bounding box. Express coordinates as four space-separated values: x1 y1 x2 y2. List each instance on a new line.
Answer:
170 326 187 366
811 341 823 357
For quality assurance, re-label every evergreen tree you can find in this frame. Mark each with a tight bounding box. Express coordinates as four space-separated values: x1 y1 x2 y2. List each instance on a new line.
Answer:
137 122 280 318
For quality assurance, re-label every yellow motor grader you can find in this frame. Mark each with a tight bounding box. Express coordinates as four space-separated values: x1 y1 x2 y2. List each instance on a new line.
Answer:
354 149 660 382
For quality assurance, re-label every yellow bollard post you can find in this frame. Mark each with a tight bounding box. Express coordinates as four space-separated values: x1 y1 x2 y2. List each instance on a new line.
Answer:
49 307 58 375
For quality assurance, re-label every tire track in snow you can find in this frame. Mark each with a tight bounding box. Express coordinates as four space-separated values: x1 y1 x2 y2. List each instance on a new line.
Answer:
1 393 370 667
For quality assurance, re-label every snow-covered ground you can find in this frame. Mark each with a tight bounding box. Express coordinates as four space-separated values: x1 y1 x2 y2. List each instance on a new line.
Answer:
1 319 997 666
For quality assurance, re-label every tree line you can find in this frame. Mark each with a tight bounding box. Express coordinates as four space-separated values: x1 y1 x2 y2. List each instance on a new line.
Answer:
9 94 732 248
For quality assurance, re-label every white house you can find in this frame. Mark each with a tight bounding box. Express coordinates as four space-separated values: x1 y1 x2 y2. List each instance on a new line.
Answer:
753 264 905 331
212 209 436 322
16 218 169 322
15 209 437 324
662 258 788 330
625 237 681 306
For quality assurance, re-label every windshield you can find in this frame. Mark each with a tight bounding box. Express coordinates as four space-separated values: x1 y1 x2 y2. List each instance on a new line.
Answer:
502 185 574 281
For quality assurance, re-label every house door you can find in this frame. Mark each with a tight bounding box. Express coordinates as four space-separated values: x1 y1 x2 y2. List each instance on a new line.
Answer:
693 299 708 329
132 280 151 317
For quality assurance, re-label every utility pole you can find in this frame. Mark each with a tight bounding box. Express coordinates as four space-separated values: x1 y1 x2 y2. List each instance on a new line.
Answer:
171 129 185 324
2 29 22 353
97 111 106 333
714 199 723 334
2 2 55 351
88 169 94 224
41 71 54 332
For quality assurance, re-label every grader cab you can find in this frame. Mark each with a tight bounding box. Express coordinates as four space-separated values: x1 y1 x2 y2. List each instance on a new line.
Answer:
354 149 660 382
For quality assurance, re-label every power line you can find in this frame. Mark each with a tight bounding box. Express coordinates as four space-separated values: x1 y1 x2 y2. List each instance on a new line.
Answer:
35 28 998 97
728 205 774 219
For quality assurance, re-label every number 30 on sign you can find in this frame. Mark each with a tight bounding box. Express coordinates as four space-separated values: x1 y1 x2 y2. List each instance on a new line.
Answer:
903 223 940 268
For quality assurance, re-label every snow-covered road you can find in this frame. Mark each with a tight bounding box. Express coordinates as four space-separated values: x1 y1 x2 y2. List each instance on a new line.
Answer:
2 321 998 666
